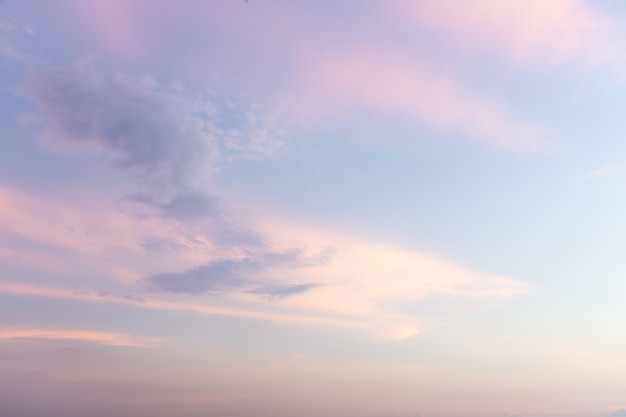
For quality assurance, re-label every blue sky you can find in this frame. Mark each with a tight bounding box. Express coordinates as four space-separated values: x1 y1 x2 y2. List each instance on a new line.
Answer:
2 1 626 416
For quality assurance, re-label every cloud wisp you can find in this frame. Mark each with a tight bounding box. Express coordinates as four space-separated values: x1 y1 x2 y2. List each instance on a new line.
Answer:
0 327 159 348
283 47 549 152
0 16 36 67
146 247 333 296
0 178 530 342
394 0 624 70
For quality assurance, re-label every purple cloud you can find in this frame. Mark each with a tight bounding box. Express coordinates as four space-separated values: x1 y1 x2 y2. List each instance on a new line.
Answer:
145 247 333 296
27 61 218 192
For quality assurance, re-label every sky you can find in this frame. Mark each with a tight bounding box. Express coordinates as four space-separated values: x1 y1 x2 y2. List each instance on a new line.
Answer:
2 1 626 416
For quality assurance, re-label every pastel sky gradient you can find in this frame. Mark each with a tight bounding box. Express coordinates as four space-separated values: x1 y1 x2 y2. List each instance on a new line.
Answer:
2 1 626 416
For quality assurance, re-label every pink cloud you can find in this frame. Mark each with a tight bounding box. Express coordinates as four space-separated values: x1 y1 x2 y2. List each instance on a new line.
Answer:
283 48 548 151
0 185 234 283
0 187 530 342
0 327 158 347
0 209 532 344
59 1 555 152
67 0 143 59
252 218 532 340
0 282 365 330
0 186 139 256
0 186 158 283
394 0 621 68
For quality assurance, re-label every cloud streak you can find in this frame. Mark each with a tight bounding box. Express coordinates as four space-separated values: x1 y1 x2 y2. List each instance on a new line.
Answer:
146 247 333 295
0 179 531 341
0 327 158 348
394 0 623 69
0 282 366 329
284 47 548 152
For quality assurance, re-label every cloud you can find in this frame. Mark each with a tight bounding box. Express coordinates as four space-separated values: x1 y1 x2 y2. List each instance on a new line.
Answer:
25 61 286 221
222 125 286 160
0 184 530 341
158 192 218 219
26 61 219 192
393 0 622 69
0 327 158 348
254 283 319 300
0 185 142 257
0 17 36 66
145 247 333 295
0 208 531 343
585 164 624 179
0 282 364 329
67 0 144 60
147 258 257 295
124 191 220 220
237 217 533 340
284 48 548 152
0 180 312 304
60 0 551 153
0 184 250 285
56 1 556 154
13 57 532 341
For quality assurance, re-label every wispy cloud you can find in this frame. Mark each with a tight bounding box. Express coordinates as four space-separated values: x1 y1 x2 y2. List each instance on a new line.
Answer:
146 247 332 295
0 213 531 342
0 282 365 329
0 183 277 291
60 1 554 153
393 0 623 70
67 0 144 60
257 220 532 340
6 29 535 343
0 327 158 348
0 17 36 66
585 164 624 179
283 47 549 152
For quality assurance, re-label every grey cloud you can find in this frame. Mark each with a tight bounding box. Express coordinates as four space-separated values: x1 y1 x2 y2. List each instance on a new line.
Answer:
223 126 285 160
27 61 287 190
27 63 249 231
26 64 285 240
122 191 219 220
296 245 336 267
122 190 268 249
27 63 218 191
0 18 35 66
147 258 258 295
210 222 267 248
159 192 219 220
26 62 288 212
252 283 319 299
26 62 329 300
140 237 187 254
145 247 334 295
120 189 268 256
